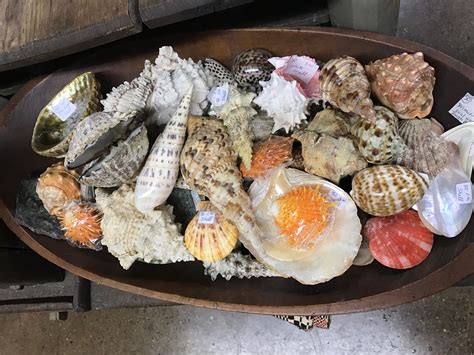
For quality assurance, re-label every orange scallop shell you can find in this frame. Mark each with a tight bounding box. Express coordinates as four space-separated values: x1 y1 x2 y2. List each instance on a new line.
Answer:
240 136 293 179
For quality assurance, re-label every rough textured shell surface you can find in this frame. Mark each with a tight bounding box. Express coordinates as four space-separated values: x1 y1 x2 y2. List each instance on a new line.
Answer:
31 72 101 157
184 201 239 262
203 58 234 85
254 72 309 133
232 48 273 92
363 210 433 269
308 108 350 137
366 52 435 119
292 131 367 184
351 106 407 164
352 165 428 217
135 89 192 212
320 56 375 122
96 184 193 270
251 112 275 141
203 251 281 281
395 119 455 177
36 163 81 216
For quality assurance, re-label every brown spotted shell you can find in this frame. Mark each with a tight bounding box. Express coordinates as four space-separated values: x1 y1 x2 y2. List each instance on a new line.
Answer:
320 56 376 122
350 106 407 164
232 49 273 93
352 165 428 217
184 201 239 262
365 52 435 119
36 163 81 216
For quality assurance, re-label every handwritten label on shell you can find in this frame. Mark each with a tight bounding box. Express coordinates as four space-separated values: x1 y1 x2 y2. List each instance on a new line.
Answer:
328 189 346 209
52 97 76 121
198 211 216 224
208 86 229 107
449 93 474 123
456 182 472 204
283 56 319 85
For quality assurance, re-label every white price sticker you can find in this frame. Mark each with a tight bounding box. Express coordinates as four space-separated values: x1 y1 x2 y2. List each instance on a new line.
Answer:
328 189 346 209
283 56 319 85
456 182 473 204
209 85 229 107
51 97 76 121
198 211 216 224
449 93 474 123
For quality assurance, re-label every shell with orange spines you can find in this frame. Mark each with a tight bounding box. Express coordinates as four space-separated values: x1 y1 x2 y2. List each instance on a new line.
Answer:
275 185 336 248
240 136 293 179
184 201 239 262
59 200 103 250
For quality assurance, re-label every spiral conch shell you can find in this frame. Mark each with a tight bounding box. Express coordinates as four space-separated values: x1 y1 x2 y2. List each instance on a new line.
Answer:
135 88 192 213
320 56 376 122
96 184 193 270
184 201 239 262
352 165 428 217
366 52 435 119
36 163 81 216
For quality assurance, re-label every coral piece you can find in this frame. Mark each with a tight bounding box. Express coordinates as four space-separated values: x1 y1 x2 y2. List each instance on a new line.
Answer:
363 210 433 269
184 201 239 262
292 131 367 184
352 165 428 217
254 72 309 133
240 136 294 179
307 108 350 137
395 119 455 178
320 56 375 122
135 88 192 212
59 200 102 250
211 85 256 169
351 106 407 164
203 58 234 85
203 251 281 281
31 72 101 157
96 184 194 270
366 52 435 119
232 48 273 92
36 163 81 216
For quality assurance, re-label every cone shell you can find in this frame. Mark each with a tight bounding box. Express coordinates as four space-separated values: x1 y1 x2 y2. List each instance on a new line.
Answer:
363 210 433 269
240 136 294 179
352 165 428 216
320 56 376 122
59 200 102 250
31 72 101 157
184 201 239 262
36 163 81 216
366 52 435 119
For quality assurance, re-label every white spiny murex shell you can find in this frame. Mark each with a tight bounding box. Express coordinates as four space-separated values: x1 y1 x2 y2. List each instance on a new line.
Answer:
211 85 256 169
135 87 193 213
96 184 194 270
253 72 309 133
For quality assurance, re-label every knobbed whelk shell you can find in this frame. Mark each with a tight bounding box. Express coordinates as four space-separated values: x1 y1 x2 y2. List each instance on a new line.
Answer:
366 52 435 119
135 88 192 212
320 56 376 122
184 201 239 262
31 72 101 157
36 163 81 216
352 165 428 217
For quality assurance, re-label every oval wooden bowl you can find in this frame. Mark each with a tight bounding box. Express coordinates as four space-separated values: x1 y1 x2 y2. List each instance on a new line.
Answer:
1 28 473 315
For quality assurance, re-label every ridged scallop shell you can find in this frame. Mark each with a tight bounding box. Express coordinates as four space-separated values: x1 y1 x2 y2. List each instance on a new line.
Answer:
232 48 273 93
96 184 194 270
254 72 309 133
36 163 81 216
184 201 239 262
240 136 294 179
59 200 102 250
320 56 376 122
395 119 455 177
308 108 350 137
352 165 428 217
351 106 407 164
135 88 192 212
292 131 367 184
366 52 435 119
31 72 101 157
363 210 433 269
203 58 234 85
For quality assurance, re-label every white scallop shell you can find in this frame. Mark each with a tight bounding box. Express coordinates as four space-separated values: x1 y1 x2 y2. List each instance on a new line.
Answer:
253 72 309 133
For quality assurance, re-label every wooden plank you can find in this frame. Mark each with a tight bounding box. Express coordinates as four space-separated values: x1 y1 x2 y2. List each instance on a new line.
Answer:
0 0 142 72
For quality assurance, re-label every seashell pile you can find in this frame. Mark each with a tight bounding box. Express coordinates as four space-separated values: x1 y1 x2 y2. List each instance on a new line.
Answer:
25 45 471 281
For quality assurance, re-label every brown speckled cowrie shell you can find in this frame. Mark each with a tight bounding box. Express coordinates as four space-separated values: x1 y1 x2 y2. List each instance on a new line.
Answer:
232 49 273 93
